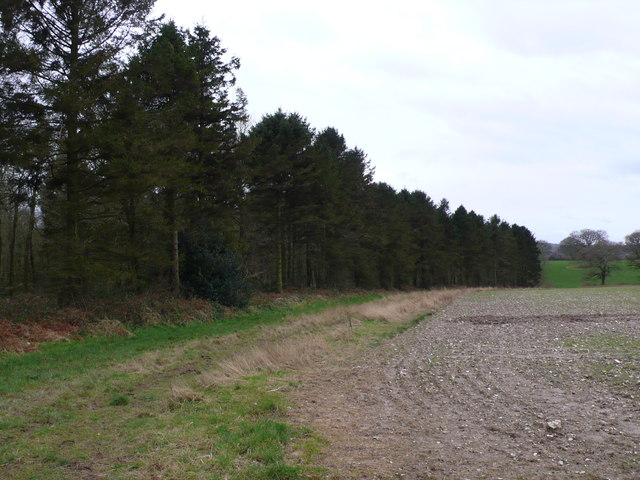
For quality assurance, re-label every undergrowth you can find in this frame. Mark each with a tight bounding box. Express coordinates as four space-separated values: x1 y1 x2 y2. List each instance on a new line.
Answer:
0 290 383 353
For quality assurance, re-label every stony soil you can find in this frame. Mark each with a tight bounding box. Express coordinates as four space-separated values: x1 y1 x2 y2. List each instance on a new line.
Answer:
290 288 640 479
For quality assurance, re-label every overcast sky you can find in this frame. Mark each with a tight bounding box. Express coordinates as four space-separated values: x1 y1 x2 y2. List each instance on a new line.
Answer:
154 0 640 243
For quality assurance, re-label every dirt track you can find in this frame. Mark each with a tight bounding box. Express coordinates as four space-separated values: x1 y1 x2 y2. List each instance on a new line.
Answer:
291 288 640 479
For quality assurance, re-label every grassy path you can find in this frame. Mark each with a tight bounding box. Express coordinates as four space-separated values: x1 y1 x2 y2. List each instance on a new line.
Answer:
0 290 462 480
0 294 380 480
0 295 379 396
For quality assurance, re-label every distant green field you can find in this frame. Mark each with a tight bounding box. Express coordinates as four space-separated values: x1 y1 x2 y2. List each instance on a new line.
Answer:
542 260 640 288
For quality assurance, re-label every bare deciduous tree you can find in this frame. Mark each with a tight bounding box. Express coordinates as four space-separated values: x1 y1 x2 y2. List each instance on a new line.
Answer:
582 240 619 285
624 231 640 269
537 240 553 262
560 229 619 285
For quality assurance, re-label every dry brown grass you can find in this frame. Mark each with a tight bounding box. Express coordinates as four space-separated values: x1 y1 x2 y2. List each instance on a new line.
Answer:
167 384 206 409
198 289 472 387
259 289 470 340
117 290 471 380
120 345 187 374
354 288 469 323
199 335 328 387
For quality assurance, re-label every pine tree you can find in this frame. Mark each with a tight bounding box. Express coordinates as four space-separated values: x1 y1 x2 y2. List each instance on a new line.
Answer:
95 22 246 293
512 224 541 287
1 0 155 302
401 190 442 289
244 110 315 291
307 128 374 288
184 25 247 240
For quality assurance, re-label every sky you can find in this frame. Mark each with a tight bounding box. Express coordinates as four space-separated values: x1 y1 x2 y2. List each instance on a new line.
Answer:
154 0 640 243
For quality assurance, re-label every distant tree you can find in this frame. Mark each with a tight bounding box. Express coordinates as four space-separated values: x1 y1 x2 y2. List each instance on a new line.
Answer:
624 231 640 269
558 237 581 260
489 216 518 286
243 110 315 292
560 229 618 285
559 229 607 260
582 240 619 285
449 206 494 286
402 190 442 289
511 224 541 287
308 128 373 288
365 183 415 289
537 240 553 263
575 229 608 246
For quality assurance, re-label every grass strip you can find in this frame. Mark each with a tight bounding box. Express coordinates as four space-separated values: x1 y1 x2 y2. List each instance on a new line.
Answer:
1 373 325 480
0 294 380 396
1 290 454 480
362 311 432 347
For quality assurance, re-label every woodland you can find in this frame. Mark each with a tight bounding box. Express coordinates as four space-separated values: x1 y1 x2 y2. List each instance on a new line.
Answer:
0 0 541 308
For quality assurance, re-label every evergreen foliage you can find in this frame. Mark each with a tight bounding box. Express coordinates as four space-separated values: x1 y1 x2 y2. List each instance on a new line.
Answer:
0 2 543 304
180 231 250 307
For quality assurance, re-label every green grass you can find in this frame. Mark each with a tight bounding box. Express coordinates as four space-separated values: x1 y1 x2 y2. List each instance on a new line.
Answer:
1 373 322 479
542 260 640 288
1 293 393 480
1 291 458 480
0 293 381 396
360 312 432 347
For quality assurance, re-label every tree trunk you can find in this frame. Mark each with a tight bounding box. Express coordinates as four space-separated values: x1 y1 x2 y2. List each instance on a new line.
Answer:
276 203 283 293
172 228 180 291
59 3 82 306
288 224 294 286
23 192 36 290
306 240 315 288
122 198 140 286
165 189 180 293
8 199 19 292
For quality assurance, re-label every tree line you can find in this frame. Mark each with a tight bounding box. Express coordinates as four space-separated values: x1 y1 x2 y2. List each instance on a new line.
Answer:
0 1 541 306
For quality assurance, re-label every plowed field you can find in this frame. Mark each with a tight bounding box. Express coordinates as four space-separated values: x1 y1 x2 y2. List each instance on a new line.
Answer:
291 288 640 479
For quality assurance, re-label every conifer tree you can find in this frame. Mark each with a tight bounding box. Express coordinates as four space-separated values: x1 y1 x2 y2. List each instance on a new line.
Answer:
1 0 155 302
512 224 541 286
307 128 373 287
244 111 315 291
101 22 245 292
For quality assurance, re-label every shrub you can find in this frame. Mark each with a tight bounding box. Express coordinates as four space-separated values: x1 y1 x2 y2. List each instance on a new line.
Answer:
180 232 250 308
